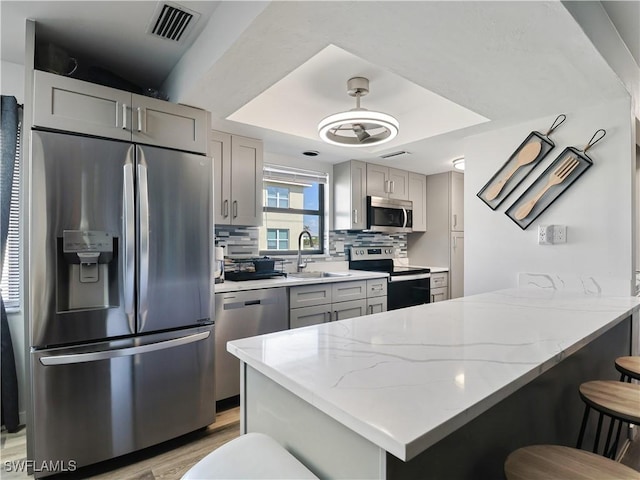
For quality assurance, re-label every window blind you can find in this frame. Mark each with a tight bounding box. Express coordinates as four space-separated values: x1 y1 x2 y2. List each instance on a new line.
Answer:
1 113 21 309
263 164 328 185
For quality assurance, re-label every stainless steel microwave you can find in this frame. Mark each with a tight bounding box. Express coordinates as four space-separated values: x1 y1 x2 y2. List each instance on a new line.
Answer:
366 196 413 233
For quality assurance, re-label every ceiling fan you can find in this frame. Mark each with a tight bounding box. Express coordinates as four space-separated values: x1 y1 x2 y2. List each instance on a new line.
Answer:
318 77 399 148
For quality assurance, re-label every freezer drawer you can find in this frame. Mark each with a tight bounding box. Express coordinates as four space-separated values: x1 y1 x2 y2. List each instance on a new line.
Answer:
215 288 288 400
30 326 215 477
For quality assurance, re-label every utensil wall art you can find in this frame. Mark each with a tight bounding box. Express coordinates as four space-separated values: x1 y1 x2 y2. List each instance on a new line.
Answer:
505 129 606 230
477 114 566 210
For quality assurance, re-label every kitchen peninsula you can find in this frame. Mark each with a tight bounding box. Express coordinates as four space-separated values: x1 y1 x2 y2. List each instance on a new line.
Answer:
228 288 640 479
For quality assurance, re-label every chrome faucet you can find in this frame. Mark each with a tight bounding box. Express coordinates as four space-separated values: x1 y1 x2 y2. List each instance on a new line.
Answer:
297 230 313 272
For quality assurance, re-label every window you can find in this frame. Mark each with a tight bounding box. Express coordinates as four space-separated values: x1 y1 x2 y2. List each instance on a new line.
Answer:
1 108 21 310
266 186 289 208
267 229 289 250
259 165 327 255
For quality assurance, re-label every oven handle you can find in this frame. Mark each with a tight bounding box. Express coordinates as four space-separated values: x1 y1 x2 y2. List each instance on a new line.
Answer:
389 273 431 282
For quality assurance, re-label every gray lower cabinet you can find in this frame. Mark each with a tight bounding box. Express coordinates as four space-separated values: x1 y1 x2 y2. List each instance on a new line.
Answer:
290 279 386 329
430 272 449 303
366 297 387 314
289 304 332 329
366 278 387 314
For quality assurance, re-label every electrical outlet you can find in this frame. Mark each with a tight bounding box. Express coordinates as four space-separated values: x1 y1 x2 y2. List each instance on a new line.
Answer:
538 225 553 245
538 225 567 245
553 225 567 243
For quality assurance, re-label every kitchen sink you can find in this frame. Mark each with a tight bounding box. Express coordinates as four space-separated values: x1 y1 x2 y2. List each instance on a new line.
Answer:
288 271 352 278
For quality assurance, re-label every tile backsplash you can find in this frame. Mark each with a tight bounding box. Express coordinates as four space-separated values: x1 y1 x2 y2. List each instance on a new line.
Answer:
215 226 407 260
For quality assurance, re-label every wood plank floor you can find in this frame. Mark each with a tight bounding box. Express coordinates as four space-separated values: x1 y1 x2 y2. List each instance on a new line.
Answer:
3 405 639 479
1 406 240 480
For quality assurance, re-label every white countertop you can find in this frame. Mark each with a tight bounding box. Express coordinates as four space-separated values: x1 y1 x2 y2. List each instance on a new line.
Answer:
228 288 640 461
215 269 389 294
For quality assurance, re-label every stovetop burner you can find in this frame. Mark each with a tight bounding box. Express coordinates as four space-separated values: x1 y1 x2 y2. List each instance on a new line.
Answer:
347 246 430 276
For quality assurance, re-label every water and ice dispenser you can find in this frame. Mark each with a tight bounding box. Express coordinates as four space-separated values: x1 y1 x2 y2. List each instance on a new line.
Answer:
57 230 118 311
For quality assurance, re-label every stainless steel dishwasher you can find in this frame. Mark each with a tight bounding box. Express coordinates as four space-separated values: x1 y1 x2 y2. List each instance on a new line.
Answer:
214 287 288 401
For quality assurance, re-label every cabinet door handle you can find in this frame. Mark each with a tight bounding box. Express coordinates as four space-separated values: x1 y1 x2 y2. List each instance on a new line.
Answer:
122 103 128 130
233 200 238 218
137 107 143 132
115 102 119 128
453 214 457 228
353 209 358 224
453 236 457 249
223 200 229 218
390 180 395 193
384 180 390 193
369 305 373 314
327 311 332 322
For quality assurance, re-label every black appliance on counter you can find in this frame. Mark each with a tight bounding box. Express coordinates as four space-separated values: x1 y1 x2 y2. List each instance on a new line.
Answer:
347 246 430 310
224 257 287 281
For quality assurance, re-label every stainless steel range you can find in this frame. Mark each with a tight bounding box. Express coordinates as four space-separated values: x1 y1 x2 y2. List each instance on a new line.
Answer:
347 247 431 310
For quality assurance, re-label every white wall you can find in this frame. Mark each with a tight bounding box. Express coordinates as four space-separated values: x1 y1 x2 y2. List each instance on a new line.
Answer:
465 97 635 296
1 60 25 103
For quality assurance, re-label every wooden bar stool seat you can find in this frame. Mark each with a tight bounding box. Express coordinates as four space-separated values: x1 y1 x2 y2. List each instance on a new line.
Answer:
616 356 640 382
505 445 640 479
577 380 640 459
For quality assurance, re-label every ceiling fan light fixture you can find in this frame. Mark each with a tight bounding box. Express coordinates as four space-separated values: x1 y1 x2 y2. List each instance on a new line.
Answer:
318 77 399 148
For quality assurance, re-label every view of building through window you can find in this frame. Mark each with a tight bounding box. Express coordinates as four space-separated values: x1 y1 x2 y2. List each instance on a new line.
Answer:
259 165 326 254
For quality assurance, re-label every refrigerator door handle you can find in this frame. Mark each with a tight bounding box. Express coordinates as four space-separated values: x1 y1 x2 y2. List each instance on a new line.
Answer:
123 156 136 332
137 151 150 332
39 331 211 366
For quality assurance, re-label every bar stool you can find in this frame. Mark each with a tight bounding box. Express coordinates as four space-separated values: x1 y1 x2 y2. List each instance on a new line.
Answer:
504 445 639 479
576 380 640 459
616 356 640 382
181 432 319 479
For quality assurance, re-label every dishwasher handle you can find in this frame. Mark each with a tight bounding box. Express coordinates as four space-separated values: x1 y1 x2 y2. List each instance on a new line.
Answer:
223 296 279 310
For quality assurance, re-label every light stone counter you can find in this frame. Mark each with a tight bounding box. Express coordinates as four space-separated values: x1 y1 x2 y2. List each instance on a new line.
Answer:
215 269 388 294
228 288 640 479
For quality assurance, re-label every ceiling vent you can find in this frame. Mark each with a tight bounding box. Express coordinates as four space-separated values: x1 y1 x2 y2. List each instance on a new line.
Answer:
147 2 200 42
380 151 411 159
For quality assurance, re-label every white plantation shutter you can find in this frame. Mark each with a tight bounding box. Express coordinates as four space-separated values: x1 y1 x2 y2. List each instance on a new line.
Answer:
1 114 21 309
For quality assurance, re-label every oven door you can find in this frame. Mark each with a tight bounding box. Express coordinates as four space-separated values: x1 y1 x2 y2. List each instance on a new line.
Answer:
387 274 430 310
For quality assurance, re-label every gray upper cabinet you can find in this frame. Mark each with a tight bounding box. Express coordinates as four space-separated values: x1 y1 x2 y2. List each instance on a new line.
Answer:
451 171 464 231
131 94 208 154
366 164 409 200
408 172 427 232
333 160 367 230
211 131 263 227
33 70 208 154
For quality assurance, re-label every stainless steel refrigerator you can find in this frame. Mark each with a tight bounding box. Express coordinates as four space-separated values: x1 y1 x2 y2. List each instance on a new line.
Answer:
27 130 215 477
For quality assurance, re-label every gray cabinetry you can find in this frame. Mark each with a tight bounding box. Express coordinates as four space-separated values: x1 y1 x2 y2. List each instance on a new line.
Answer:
289 278 386 329
33 70 208 153
430 272 449 303
211 131 263 226
333 160 367 230
408 172 427 232
450 233 464 299
451 171 464 231
407 171 464 299
367 164 409 200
